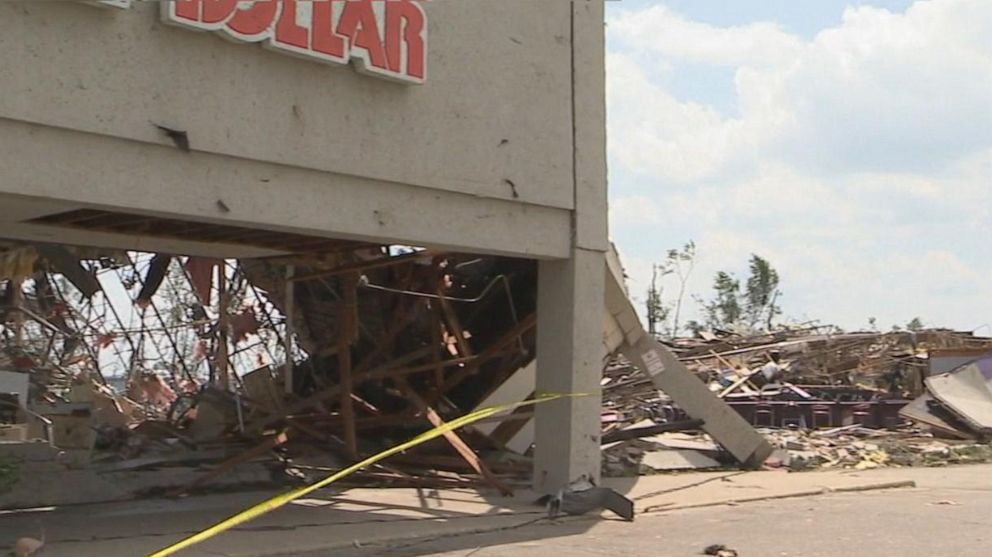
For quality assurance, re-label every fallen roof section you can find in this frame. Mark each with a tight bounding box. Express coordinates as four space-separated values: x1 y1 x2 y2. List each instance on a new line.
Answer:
925 364 992 435
604 246 774 468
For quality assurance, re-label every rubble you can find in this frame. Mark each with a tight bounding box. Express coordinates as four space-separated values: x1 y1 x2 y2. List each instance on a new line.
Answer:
604 327 992 430
606 424 992 476
0 245 543 506
763 427 992 470
600 328 992 476
703 545 738 557
915 355 992 436
2 240 992 508
542 476 635 521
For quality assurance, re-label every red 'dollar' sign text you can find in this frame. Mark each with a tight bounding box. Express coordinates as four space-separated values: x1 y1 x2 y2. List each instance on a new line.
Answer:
163 0 428 84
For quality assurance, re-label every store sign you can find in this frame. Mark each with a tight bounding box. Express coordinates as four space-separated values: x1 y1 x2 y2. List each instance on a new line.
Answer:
162 0 428 84
91 1 427 84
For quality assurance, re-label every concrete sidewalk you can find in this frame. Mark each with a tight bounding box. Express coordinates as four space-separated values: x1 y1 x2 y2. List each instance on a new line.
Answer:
0 466 928 557
324 464 992 557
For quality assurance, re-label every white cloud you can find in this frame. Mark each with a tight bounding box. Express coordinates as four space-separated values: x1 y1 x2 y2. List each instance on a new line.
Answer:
625 155 992 328
609 194 663 226
608 0 992 182
609 5 804 68
769 2 992 173
607 52 780 183
606 0 992 330
614 168 992 329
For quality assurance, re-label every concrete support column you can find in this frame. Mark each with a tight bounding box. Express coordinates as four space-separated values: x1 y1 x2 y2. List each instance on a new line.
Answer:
533 247 605 493
531 0 608 494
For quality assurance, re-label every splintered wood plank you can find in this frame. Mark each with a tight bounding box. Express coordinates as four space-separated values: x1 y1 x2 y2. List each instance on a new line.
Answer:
437 285 473 358
396 377 513 496
431 308 445 389
339 272 359 459
442 313 536 394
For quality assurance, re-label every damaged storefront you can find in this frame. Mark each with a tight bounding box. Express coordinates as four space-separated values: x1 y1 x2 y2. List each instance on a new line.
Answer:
0 0 611 505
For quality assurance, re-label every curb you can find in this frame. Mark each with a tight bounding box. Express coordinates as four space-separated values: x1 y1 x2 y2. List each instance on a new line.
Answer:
642 479 917 513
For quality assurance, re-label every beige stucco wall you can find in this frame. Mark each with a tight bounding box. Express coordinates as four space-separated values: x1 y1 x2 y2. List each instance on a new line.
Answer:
0 0 606 259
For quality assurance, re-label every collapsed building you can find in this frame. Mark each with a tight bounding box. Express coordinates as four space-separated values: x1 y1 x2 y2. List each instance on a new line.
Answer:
5 242 990 506
6 1 985 516
0 247 546 495
0 236 778 507
0 0 613 500
1 2 783 510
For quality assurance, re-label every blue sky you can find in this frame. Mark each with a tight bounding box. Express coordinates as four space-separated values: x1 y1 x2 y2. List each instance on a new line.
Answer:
605 0 992 332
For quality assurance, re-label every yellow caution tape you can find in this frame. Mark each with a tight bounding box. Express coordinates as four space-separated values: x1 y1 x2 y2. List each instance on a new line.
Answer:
148 392 584 557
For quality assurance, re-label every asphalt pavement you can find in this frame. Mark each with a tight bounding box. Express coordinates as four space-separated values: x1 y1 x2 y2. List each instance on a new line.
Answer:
316 466 992 557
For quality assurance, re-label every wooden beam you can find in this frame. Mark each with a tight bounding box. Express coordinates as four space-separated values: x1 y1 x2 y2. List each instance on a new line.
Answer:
431 308 444 390
600 419 705 444
338 272 359 459
709 350 759 394
442 313 536 393
386 454 530 475
245 273 524 434
378 356 477 377
11 277 24 347
244 299 423 433
289 413 416 430
718 367 764 398
436 284 473 358
396 377 514 496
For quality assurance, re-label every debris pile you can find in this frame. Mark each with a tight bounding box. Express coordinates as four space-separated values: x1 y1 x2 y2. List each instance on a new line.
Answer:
603 328 992 427
603 428 722 476
0 244 540 505
3 240 992 505
764 426 992 470
600 328 992 475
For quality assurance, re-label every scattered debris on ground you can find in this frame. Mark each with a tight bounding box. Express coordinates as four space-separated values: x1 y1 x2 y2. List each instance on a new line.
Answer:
542 476 635 521
703 544 738 557
763 426 992 470
601 328 992 476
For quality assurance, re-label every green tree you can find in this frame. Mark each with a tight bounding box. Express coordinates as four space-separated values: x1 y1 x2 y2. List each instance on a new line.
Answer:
645 241 697 338
906 317 924 332
699 254 782 332
666 241 696 337
645 263 670 336
703 271 742 329
743 255 781 330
